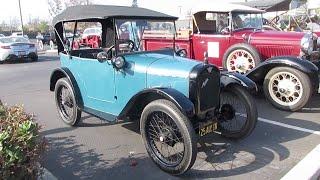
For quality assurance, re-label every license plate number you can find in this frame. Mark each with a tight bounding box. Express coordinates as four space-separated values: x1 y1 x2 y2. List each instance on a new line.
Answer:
199 122 217 137
18 51 26 56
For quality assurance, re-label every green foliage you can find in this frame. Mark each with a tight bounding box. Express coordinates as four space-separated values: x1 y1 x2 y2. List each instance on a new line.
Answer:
38 21 49 33
0 101 46 179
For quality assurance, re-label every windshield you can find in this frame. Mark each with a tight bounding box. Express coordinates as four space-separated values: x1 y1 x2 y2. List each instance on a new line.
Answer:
0 37 29 43
115 19 175 51
232 13 263 30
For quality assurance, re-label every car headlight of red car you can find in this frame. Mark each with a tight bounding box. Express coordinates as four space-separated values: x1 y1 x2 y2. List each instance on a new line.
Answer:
300 32 314 55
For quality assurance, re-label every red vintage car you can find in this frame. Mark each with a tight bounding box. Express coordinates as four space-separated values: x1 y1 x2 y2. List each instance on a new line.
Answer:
143 3 320 111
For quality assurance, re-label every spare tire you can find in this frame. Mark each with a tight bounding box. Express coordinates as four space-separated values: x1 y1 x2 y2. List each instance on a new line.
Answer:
223 43 261 74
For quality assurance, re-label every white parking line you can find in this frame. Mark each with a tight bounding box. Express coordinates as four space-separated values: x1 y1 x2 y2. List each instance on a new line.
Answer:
258 117 320 136
281 144 320 180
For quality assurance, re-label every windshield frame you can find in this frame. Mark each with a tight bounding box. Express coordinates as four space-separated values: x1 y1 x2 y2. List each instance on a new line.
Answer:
114 18 176 55
231 12 263 31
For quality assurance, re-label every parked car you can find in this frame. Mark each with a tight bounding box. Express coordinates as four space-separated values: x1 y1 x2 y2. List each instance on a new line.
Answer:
78 27 102 48
82 27 102 39
50 5 258 175
36 32 56 50
143 3 319 112
0 36 38 62
0 34 5 37
11 32 29 39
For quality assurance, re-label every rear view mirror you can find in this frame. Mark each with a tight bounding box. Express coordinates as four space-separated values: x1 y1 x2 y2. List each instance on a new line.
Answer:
176 49 188 57
97 52 108 63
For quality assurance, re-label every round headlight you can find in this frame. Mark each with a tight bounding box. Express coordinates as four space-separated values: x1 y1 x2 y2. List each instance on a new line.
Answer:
113 56 126 69
300 32 314 55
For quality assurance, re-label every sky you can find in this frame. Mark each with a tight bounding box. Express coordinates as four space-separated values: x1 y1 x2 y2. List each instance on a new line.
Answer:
0 0 244 24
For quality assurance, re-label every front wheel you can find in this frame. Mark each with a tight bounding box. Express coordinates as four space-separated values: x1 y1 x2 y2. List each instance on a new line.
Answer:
218 85 258 139
263 67 312 111
140 99 197 175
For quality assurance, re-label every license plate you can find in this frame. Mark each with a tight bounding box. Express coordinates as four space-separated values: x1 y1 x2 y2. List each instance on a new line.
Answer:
18 51 26 56
199 121 218 137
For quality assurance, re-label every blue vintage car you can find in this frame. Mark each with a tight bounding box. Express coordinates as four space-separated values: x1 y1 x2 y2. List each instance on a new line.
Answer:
50 5 257 175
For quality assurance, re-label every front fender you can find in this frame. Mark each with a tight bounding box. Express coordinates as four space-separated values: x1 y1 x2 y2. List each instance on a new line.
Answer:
49 67 84 108
220 71 257 92
118 88 195 120
245 56 319 92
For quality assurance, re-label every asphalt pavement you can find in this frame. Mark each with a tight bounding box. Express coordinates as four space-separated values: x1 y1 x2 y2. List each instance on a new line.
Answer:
0 52 319 179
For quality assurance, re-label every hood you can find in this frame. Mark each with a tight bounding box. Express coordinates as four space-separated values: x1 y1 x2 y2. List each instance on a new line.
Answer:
233 30 305 46
146 53 200 78
143 51 201 97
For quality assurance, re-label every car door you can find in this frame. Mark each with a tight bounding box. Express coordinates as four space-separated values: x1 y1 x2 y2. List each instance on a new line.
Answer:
192 12 231 68
71 52 116 113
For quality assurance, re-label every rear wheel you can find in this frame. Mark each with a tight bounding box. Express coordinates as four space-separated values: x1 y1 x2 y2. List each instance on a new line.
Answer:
30 54 38 62
54 78 81 126
218 85 257 139
38 40 44 50
49 40 55 50
263 67 312 111
140 99 197 175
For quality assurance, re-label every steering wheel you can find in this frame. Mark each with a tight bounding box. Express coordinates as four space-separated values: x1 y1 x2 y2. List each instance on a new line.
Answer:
117 39 136 52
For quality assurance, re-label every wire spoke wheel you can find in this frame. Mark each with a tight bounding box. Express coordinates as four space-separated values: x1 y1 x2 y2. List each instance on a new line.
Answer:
54 78 81 126
57 85 74 120
140 99 197 175
220 90 247 133
226 49 255 74
268 71 303 107
218 86 257 139
146 111 185 166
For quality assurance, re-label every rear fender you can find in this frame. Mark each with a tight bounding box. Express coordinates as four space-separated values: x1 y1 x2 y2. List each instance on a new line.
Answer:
49 67 84 108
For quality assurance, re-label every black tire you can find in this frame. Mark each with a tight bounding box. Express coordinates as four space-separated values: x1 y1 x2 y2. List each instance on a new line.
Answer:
223 43 261 74
50 40 55 50
263 67 312 111
54 78 81 126
218 85 258 139
31 54 38 62
38 40 44 50
140 99 197 175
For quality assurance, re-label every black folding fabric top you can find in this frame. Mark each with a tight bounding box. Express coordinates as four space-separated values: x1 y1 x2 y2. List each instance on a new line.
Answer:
52 5 178 25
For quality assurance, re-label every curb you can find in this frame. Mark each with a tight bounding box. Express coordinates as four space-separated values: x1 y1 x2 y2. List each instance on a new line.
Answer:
281 144 320 180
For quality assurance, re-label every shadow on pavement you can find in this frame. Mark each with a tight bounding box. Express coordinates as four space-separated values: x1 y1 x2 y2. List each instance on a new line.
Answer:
40 107 319 179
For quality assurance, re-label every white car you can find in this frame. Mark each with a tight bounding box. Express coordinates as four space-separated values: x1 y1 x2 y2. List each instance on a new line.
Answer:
82 27 102 39
0 37 38 62
11 32 29 39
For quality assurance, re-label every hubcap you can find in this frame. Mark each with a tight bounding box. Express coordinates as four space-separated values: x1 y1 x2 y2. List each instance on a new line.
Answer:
268 72 303 106
226 49 255 74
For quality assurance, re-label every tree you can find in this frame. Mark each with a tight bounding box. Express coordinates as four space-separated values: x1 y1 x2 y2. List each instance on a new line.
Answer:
48 0 64 17
47 0 91 17
38 21 49 33
132 0 138 7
